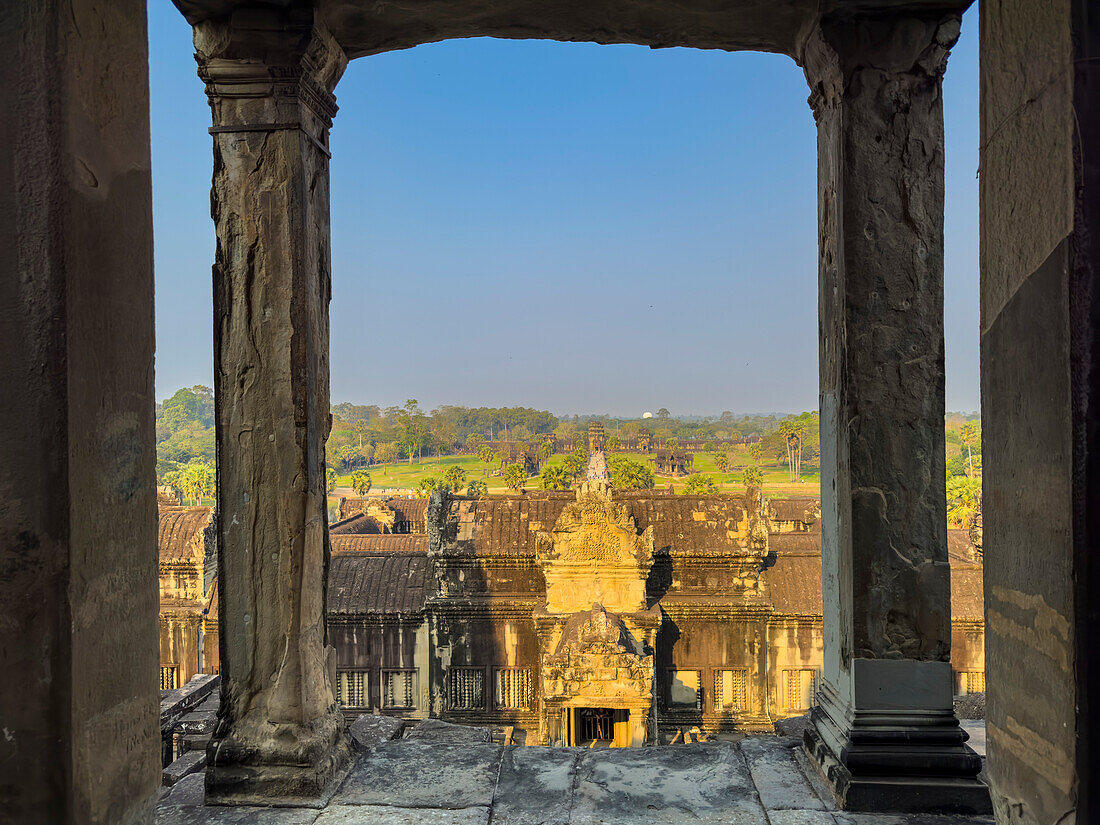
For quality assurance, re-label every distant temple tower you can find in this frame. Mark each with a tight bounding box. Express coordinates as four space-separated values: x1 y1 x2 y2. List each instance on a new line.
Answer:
588 421 606 452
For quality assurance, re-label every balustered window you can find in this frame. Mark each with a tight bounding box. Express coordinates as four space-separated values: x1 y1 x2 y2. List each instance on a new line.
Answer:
382 669 417 709
159 665 179 691
450 667 485 710
336 670 368 708
494 668 531 709
783 669 817 710
713 668 748 712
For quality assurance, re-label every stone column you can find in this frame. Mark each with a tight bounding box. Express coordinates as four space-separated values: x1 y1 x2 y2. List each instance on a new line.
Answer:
800 11 989 814
1 2 160 822
193 6 351 805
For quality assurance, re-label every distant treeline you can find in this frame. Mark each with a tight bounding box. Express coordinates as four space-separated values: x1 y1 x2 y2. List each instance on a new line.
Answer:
159 387 994 482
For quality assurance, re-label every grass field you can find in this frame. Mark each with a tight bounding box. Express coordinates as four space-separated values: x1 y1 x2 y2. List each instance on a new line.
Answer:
334 446 820 499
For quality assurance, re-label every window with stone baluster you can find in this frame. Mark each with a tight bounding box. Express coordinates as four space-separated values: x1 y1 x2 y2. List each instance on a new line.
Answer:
713 668 749 712
493 668 531 710
382 669 417 709
159 665 179 691
336 670 368 708
783 668 817 710
449 667 485 710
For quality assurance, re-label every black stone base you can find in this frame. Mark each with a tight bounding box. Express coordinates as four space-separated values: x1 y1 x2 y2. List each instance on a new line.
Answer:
804 717 992 815
204 721 352 808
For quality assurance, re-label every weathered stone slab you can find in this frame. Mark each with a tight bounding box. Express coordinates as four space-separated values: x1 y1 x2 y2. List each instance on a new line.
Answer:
156 804 319 825
834 815 995 825
314 805 490 824
404 718 492 743
332 743 503 809
769 812 837 825
159 773 207 808
163 750 207 786
775 715 812 739
348 714 405 752
570 743 766 825
489 747 580 825
741 737 825 811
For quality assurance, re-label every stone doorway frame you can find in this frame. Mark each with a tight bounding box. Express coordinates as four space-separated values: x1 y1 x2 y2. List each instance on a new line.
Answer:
11 0 1100 821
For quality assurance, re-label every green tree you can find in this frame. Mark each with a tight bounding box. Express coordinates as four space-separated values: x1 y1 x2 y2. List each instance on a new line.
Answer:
327 467 338 493
374 442 398 465
415 476 442 499
355 419 366 450
466 433 485 453
540 464 572 490
682 474 718 495
350 471 372 495
503 463 527 492
466 479 488 498
606 435 622 452
563 451 587 482
959 421 981 477
442 465 468 492
606 456 655 490
477 445 496 478
947 474 982 527
748 443 763 464
742 466 764 490
538 440 554 462
714 451 730 483
177 459 214 505
664 437 678 450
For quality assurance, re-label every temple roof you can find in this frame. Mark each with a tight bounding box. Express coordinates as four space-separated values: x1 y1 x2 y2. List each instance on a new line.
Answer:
158 506 214 565
331 534 429 553
763 527 984 620
340 497 427 524
767 497 820 526
327 551 429 615
444 493 750 556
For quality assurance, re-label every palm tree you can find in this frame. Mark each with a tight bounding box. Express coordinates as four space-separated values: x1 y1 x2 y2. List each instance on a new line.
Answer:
540 465 571 491
959 421 980 477
503 463 527 492
715 451 730 484
947 475 982 526
477 445 495 478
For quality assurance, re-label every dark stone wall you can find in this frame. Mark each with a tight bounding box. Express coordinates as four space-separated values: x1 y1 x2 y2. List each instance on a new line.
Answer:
0 1 159 822
980 0 1100 819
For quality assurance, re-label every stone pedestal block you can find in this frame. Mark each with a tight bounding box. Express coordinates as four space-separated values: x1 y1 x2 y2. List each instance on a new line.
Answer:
805 660 989 813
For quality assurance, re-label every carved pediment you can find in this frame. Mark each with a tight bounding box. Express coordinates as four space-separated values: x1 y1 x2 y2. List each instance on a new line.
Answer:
537 482 654 614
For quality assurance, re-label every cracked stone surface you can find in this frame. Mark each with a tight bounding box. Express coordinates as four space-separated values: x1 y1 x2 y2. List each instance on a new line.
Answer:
157 735 995 825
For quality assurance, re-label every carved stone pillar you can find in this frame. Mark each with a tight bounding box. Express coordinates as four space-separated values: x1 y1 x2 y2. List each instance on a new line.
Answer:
194 6 350 805
800 11 989 813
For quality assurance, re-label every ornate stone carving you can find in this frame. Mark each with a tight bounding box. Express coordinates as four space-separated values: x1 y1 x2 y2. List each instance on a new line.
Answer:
536 482 654 614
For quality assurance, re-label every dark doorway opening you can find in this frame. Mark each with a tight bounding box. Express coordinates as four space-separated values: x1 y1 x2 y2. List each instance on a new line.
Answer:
575 708 627 746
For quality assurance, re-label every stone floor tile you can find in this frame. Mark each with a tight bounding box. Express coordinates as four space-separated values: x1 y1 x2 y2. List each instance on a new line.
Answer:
159 773 206 807
833 815 995 825
768 811 838 825
489 746 580 825
333 743 503 809
569 743 767 825
741 737 826 811
959 721 986 758
314 804 490 824
156 804 319 825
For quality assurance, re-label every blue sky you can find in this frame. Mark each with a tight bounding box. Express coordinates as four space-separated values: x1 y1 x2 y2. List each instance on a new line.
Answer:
149 3 979 416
